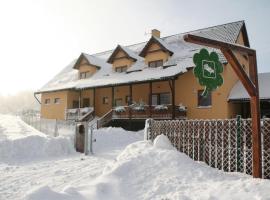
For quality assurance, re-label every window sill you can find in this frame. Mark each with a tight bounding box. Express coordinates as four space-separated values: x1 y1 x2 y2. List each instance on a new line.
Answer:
197 106 212 109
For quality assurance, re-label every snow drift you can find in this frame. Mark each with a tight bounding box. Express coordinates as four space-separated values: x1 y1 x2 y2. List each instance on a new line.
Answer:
26 135 270 200
0 115 75 163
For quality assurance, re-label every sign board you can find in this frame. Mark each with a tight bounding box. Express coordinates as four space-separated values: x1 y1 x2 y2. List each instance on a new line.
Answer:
193 48 224 96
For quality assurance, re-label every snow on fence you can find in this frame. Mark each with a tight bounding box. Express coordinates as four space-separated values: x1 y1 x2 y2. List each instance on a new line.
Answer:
146 117 270 179
20 115 76 137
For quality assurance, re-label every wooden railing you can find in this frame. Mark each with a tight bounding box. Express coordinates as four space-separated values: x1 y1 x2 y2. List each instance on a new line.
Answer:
112 105 187 120
97 109 113 129
65 107 94 121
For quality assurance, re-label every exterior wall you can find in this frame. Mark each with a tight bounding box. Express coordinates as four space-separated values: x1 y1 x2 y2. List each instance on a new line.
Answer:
66 91 79 109
40 91 68 120
81 89 94 107
114 85 129 106
95 87 112 117
175 64 239 119
132 83 149 104
144 43 170 64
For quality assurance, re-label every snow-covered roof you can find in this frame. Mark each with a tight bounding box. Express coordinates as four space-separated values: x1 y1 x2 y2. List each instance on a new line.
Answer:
228 72 270 101
37 21 245 93
82 53 110 68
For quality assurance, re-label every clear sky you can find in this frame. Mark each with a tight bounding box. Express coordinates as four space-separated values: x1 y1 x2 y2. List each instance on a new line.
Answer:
0 0 269 95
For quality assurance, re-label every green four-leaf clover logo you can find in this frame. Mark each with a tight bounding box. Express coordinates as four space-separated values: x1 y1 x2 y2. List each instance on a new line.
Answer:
193 48 224 97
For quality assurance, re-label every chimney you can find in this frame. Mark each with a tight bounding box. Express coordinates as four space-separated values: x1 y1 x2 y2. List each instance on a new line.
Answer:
151 29 160 38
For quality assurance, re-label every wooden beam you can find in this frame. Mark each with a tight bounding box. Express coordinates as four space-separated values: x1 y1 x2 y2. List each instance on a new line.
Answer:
149 82 152 118
93 88 96 116
248 54 262 178
112 86 114 108
129 84 132 119
183 34 255 55
171 79 175 119
221 49 256 97
184 33 262 178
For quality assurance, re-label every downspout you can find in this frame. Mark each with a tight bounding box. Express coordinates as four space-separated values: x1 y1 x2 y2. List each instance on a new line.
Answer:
34 92 41 104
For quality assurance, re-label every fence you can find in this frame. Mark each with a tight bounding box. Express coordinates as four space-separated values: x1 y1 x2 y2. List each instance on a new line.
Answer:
20 114 76 137
146 117 270 179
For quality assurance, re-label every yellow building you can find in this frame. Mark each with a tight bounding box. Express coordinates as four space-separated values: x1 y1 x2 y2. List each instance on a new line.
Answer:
35 21 252 128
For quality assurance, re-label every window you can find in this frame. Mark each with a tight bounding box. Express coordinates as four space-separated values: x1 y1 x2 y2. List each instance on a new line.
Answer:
44 99 50 105
148 60 163 68
83 98 90 107
115 98 123 106
80 71 91 79
54 98 60 104
160 93 170 105
103 97 109 104
198 90 212 107
115 65 127 73
73 100 79 108
151 93 170 105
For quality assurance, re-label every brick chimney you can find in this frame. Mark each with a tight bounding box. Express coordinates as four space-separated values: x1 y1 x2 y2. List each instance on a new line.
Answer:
151 29 160 38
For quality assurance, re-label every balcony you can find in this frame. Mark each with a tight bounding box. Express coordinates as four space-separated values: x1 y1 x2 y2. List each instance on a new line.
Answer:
112 104 187 120
65 107 94 121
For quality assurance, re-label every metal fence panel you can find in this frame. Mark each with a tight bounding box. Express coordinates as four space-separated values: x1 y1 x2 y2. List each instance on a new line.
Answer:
147 118 270 179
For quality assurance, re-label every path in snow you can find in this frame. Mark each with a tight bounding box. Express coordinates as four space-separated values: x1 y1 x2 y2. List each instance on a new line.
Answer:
0 155 108 200
0 114 143 200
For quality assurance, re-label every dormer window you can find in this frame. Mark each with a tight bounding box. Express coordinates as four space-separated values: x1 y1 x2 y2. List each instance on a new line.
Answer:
115 65 127 73
80 71 91 79
148 60 163 68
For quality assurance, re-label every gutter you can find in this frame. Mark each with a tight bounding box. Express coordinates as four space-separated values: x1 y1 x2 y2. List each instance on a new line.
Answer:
34 92 41 104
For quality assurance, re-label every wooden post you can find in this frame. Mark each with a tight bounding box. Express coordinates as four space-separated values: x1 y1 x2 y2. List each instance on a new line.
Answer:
183 34 262 178
248 54 262 178
172 79 176 119
149 82 152 117
112 86 115 108
93 88 96 116
129 84 133 119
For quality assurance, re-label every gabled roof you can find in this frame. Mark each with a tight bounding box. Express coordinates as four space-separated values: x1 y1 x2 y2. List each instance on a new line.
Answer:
37 21 247 94
139 36 174 57
73 53 107 69
107 45 143 64
228 72 270 101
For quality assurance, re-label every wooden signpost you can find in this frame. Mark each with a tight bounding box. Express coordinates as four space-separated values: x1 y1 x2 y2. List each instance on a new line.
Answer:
184 34 262 178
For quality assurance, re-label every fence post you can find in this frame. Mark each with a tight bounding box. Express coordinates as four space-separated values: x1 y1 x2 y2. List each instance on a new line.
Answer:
54 119 59 137
236 115 242 172
144 119 151 140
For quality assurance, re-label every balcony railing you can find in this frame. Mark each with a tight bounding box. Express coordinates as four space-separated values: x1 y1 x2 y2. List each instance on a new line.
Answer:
65 107 94 121
112 104 187 120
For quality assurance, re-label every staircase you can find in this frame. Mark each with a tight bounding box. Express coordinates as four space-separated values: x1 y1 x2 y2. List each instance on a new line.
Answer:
96 109 113 129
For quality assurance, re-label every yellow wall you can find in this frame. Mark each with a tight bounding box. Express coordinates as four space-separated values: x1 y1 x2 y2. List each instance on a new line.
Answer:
95 87 112 117
41 91 68 120
114 85 129 105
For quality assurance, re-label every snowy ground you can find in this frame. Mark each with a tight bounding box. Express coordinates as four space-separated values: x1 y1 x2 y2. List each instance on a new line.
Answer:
1 114 270 200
